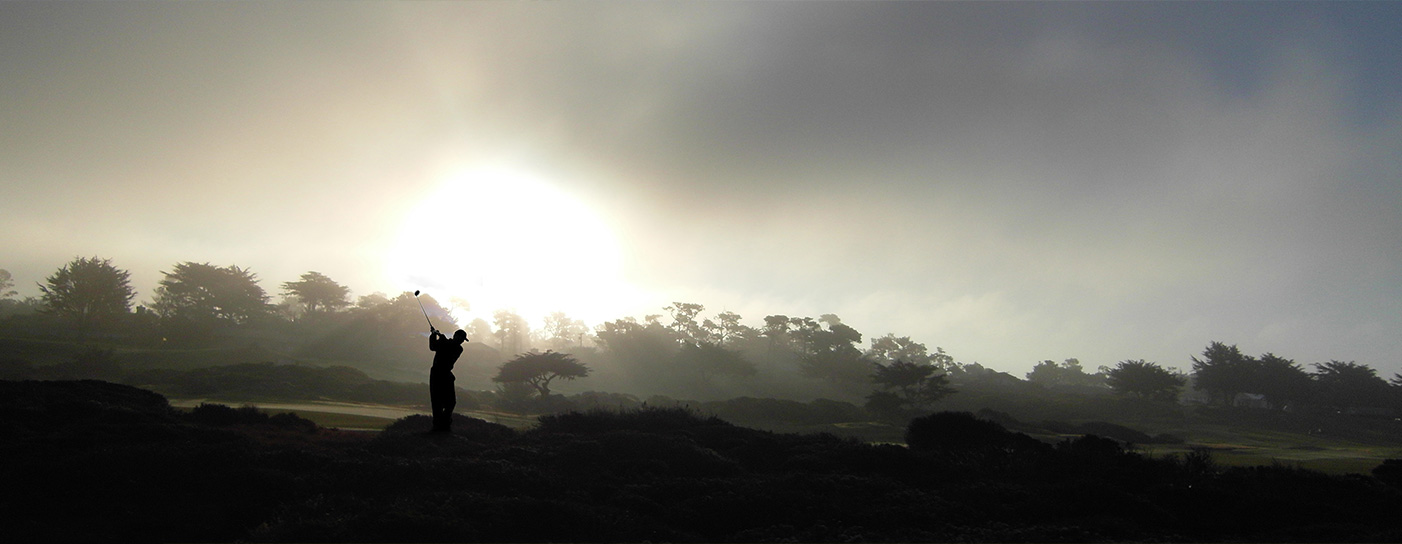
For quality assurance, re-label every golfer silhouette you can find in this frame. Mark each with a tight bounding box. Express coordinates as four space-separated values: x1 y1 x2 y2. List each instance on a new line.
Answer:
428 328 468 433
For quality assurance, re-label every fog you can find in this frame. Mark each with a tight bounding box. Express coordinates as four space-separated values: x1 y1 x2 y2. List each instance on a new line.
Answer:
2 2 1399 378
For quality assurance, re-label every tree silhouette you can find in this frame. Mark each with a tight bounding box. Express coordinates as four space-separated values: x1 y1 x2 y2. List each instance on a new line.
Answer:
710 311 754 346
152 262 270 324
787 316 822 355
151 262 270 343
466 318 496 348
1105 359 1184 401
866 359 955 417
594 317 680 378
356 292 390 308
797 321 871 384
760 314 791 364
0 268 17 299
675 341 756 383
1191 342 1253 405
1251 353 1312 410
664 302 706 344
865 334 934 366
493 350 590 398
280 271 350 315
493 309 532 357
541 311 589 351
1025 358 1103 387
38 256 135 337
296 291 456 362
1312 360 1390 412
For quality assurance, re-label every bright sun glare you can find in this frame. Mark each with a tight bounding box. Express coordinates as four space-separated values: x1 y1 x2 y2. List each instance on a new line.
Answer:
385 166 637 329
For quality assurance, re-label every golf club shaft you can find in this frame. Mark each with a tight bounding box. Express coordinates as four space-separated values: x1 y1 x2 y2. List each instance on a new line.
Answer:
414 292 435 331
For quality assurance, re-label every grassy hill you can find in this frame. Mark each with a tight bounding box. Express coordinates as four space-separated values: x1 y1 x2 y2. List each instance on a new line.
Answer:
5 379 1402 542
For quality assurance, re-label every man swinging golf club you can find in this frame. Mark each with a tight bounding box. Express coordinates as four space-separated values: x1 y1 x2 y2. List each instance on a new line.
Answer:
417 290 468 433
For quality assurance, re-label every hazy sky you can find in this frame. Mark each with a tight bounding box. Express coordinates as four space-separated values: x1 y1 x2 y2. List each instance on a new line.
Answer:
3 2 1399 377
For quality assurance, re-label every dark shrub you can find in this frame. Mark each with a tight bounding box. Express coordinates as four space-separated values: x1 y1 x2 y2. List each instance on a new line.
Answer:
1372 458 1402 488
382 413 436 434
535 406 729 435
1183 445 1219 476
188 403 268 426
268 411 318 432
1056 434 1124 458
186 403 319 431
0 379 172 415
571 390 643 411
905 411 1013 451
496 389 577 414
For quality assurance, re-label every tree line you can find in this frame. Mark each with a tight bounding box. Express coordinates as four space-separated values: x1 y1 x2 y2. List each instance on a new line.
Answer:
2 257 1398 419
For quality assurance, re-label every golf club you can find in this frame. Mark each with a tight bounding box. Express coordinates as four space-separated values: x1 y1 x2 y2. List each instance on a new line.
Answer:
413 290 435 331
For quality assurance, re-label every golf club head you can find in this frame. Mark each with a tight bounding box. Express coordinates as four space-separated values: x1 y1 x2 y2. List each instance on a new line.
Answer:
414 290 420 296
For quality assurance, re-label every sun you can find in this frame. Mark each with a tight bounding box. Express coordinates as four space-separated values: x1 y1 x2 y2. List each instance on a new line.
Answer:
385 166 638 329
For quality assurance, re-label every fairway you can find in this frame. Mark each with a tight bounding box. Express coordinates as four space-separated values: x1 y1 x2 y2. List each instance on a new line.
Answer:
1132 423 1402 475
170 399 540 431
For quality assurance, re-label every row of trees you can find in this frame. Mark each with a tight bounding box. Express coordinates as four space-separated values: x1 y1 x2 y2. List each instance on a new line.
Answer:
4 257 397 345
6 258 1397 417
0 258 1180 399
482 306 963 419
1056 342 1400 415
487 335 1401 417
588 303 994 417
1191 341 1395 412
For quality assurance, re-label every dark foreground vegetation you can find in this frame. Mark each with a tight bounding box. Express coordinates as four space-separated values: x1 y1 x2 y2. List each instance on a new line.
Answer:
5 380 1402 543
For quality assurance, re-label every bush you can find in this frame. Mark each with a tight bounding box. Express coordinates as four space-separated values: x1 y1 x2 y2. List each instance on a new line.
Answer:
1077 421 1153 444
535 406 729 435
1182 446 1219 476
492 381 564 413
186 403 317 431
188 403 267 426
1372 458 1402 488
268 411 318 433
571 390 643 411
905 411 1014 451
1056 434 1125 458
